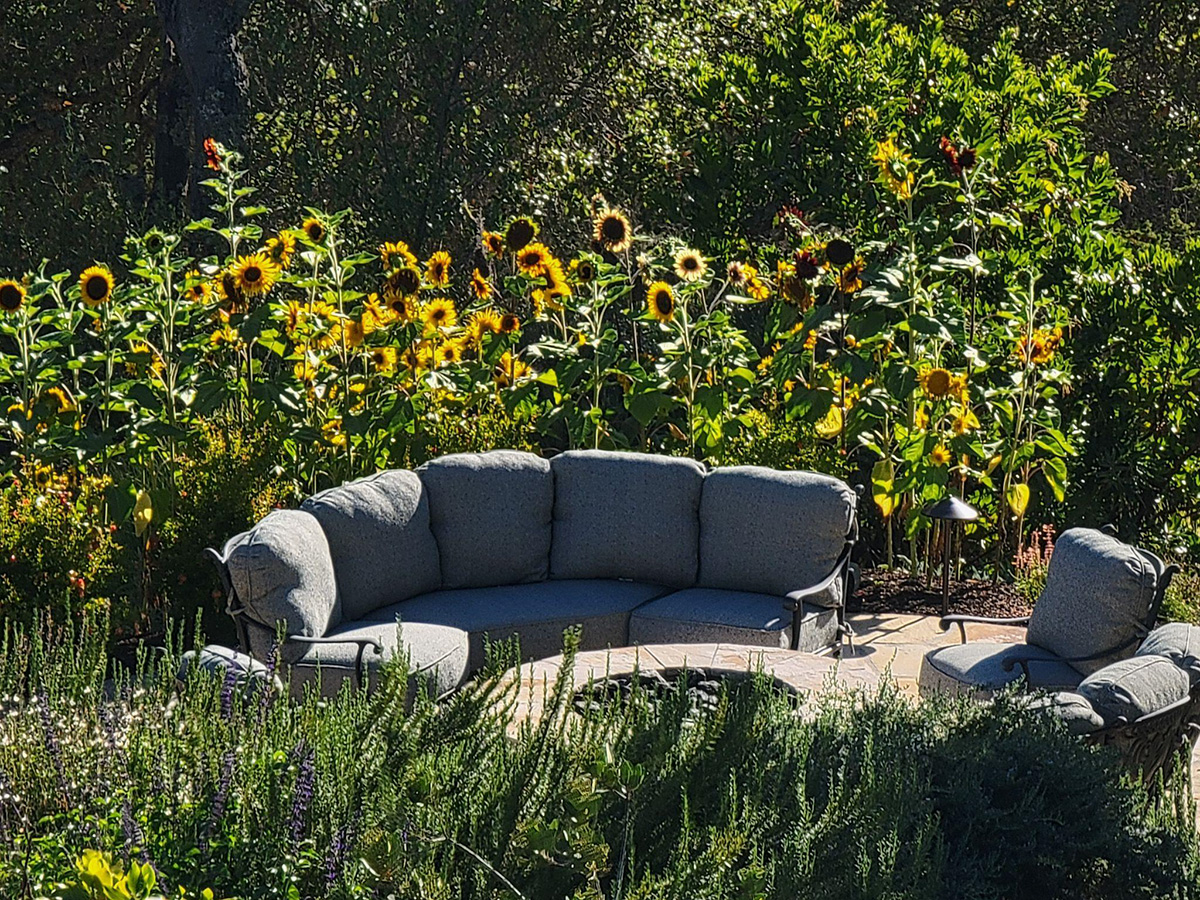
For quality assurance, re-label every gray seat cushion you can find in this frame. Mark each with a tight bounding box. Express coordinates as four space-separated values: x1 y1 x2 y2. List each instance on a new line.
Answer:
698 467 856 605
920 642 1083 695
549 450 705 587
627 587 839 653
1077 655 1191 725
373 579 670 671
1137 623 1200 684
287 619 469 699
418 450 552 589
301 469 442 620
1025 528 1158 675
222 509 340 637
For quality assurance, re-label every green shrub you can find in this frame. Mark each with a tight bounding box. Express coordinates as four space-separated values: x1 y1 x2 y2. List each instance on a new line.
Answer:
0 618 1195 899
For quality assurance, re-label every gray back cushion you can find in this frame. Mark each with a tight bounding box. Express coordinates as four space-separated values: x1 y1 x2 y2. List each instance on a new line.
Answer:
549 450 705 587
1137 623 1200 684
698 466 856 601
1077 655 1190 725
223 509 340 637
418 450 553 589
301 470 442 620
1026 528 1158 675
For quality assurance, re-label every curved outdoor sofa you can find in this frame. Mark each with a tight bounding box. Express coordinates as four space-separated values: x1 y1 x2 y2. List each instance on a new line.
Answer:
208 449 861 696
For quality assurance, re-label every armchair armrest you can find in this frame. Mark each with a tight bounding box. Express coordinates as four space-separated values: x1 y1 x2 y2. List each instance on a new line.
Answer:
1000 632 1143 683
939 614 1031 644
284 635 384 689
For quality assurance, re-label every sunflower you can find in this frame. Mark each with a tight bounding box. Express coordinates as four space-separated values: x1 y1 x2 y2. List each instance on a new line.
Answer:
380 240 418 271
918 367 954 398
535 280 571 313
0 280 25 313
302 217 326 244
499 313 521 333
282 301 305 335
400 345 424 372
929 445 952 467
793 249 822 280
466 309 502 345
421 298 457 331
126 341 164 379
494 350 531 388
516 243 552 276
363 296 396 332
203 138 222 171
505 217 538 252
482 231 505 258
471 268 493 301
436 338 467 366
873 137 915 200
835 260 864 294
79 266 114 306
727 261 750 287
385 265 422 300
265 232 296 268
425 251 451 287
593 208 633 253
42 386 75 414
321 417 346 448
646 281 675 323
183 272 212 303
825 239 855 268
370 346 398 374
1017 326 1063 366
570 258 596 284
34 465 53 491
746 271 770 301
386 291 419 323
344 318 366 349
674 249 707 283
952 407 980 435
210 325 241 349
230 253 280 297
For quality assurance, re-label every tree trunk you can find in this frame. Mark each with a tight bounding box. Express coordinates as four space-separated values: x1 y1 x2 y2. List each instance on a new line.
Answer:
154 34 191 209
155 0 250 215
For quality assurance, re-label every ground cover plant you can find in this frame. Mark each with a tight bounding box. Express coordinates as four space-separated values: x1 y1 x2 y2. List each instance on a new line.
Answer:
0 617 1197 899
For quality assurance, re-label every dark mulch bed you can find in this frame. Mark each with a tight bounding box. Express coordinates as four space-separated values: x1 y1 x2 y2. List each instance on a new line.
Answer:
849 569 1033 620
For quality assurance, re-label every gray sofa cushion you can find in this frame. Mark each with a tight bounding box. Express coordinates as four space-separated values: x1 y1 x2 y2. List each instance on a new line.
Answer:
698 467 856 602
418 450 553 589
287 619 469 699
371 579 668 671
1077 655 1191 725
1025 528 1158 676
1137 623 1200 683
301 469 442 620
627 587 838 653
549 450 705 587
920 642 1083 695
222 509 340 637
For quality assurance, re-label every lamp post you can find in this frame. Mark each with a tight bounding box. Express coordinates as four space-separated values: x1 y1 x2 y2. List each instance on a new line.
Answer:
923 496 979 617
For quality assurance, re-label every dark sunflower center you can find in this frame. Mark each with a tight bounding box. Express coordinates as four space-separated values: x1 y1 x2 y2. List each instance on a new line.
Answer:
683 257 699 271
432 309 445 322
601 217 626 242
654 292 672 314
244 266 262 284
307 224 323 241
393 269 420 294
85 276 108 301
0 285 22 310
507 221 535 250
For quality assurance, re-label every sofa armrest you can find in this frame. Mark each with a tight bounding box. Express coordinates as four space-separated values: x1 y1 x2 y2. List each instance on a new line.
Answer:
285 635 384 688
939 614 1031 645
783 539 855 653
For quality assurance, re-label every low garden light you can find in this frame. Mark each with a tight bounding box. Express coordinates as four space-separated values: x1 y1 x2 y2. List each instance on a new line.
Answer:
924 495 979 617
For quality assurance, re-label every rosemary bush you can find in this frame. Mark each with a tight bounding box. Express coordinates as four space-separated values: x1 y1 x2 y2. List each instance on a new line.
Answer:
0 618 1195 899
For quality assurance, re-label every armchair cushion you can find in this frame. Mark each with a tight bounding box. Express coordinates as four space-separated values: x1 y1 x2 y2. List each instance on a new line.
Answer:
1077 655 1190 725
222 509 340 638
1025 528 1158 675
1024 692 1107 735
920 642 1082 696
549 450 704 587
301 469 441 620
418 450 553 589
698 467 855 604
1136 623 1200 684
628 587 839 653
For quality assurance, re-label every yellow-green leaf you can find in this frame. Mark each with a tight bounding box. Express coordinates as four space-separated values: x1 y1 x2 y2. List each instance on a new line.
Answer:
1006 483 1030 517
